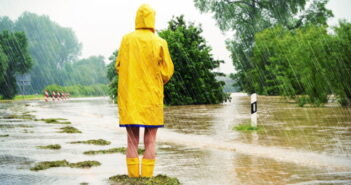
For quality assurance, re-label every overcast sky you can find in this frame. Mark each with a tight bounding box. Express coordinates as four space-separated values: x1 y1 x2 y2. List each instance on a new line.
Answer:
0 0 350 74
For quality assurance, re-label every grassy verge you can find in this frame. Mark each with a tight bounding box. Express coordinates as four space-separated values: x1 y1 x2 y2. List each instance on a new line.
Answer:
109 174 181 185
70 139 111 145
83 147 144 155
13 94 44 100
30 160 101 171
0 94 42 101
37 144 61 150
1 93 107 102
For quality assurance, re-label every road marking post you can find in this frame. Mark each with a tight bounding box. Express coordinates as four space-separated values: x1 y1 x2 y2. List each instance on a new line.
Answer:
251 93 257 128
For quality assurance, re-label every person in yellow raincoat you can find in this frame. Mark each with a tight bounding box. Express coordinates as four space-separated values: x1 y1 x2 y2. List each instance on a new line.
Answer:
115 4 174 178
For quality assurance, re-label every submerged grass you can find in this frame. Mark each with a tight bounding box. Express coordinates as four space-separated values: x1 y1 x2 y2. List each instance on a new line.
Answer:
30 160 69 171
109 174 181 185
83 147 144 155
233 124 260 131
30 160 101 171
70 139 111 145
2 114 35 120
37 144 61 150
58 126 81 133
0 124 33 128
0 134 9 137
23 129 34 133
69 161 101 168
36 118 71 124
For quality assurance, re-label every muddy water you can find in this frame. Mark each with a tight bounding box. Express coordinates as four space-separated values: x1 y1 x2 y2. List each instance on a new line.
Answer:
0 93 350 185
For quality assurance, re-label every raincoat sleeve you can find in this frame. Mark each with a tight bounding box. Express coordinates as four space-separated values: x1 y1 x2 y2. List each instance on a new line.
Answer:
115 37 125 74
159 40 174 84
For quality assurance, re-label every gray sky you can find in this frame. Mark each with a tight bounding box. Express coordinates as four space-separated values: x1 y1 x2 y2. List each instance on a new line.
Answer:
0 0 350 74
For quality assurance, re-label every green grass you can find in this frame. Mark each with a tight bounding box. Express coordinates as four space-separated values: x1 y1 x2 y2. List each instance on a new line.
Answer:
37 144 61 150
13 94 44 100
109 174 181 185
70 139 111 145
58 126 81 133
233 124 260 131
0 95 42 101
36 118 71 124
0 134 9 137
30 160 101 171
83 147 144 155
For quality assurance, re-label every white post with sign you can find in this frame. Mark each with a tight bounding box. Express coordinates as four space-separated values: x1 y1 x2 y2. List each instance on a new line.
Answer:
251 93 257 128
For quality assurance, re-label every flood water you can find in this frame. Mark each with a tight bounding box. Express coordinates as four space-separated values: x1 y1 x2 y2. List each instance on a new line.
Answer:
0 93 351 185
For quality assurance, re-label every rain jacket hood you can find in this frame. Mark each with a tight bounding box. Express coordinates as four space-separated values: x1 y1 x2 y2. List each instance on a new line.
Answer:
135 4 155 32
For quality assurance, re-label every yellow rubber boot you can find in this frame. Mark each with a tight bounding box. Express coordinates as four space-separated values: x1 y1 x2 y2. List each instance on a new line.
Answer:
126 158 139 177
141 158 155 177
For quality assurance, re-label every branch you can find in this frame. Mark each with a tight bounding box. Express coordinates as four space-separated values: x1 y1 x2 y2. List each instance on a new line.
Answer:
287 18 304 30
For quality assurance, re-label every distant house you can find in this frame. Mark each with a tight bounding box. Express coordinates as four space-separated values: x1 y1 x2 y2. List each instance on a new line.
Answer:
16 73 31 95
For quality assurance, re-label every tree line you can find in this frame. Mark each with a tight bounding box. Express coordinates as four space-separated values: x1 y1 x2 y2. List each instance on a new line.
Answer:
252 22 351 106
194 0 350 106
1 12 229 104
0 12 108 98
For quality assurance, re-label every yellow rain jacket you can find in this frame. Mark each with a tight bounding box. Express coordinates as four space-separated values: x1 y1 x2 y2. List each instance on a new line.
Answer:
115 4 174 128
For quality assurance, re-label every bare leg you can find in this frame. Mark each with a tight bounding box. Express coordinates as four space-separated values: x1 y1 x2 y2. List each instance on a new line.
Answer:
143 127 158 159
126 127 140 158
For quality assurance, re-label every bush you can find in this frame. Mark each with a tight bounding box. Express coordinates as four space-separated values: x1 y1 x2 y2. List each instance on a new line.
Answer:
43 84 107 97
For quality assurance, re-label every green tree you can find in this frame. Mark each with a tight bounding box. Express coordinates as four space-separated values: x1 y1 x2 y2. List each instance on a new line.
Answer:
194 0 333 93
252 26 303 96
329 21 351 105
63 55 108 86
106 51 118 103
0 12 82 92
0 16 14 32
0 30 32 99
0 45 8 85
159 16 228 105
291 25 331 105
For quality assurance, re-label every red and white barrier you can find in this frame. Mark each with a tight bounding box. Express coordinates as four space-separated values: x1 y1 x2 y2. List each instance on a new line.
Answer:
44 91 70 102
44 90 49 102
